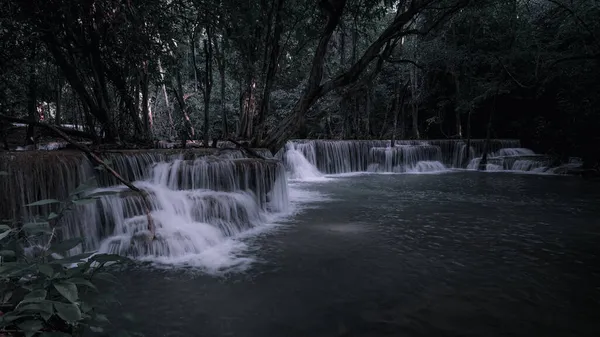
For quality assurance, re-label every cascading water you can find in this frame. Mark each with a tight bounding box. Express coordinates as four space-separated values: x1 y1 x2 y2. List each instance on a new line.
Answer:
282 142 324 181
1 149 290 272
466 147 553 173
2 138 562 272
76 156 290 269
279 139 555 176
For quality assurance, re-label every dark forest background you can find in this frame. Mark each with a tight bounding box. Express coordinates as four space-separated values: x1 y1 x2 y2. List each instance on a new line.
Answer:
1 0 598 164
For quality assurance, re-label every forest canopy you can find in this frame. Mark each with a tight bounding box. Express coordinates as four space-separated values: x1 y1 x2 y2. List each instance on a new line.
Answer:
0 0 598 163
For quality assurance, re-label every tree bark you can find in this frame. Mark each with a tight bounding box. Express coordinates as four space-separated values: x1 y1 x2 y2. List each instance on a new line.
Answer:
203 30 214 147
254 0 285 145
26 68 37 145
463 105 472 167
55 68 62 126
141 61 151 139
478 86 500 171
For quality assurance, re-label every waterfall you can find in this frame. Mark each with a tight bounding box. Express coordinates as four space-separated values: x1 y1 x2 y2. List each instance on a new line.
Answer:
1 138 561 270
73 156 288 267
367 145 443 172
279 139 531 174
282 142 324 181
1 149 289 271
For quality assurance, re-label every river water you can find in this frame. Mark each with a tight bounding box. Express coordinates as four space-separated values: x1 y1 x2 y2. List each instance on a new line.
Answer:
110 171 600 337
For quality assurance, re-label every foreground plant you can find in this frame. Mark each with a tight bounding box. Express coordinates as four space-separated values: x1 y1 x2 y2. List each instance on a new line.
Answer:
0 171 138 336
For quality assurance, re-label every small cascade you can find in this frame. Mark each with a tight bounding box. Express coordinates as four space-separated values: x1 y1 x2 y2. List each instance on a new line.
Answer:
283 139 524 174
367 145 446 172
493 148 535 157
466 147 553 173
279 139 555 175
282 142 323 181
406 161 448 173
466 158 503 171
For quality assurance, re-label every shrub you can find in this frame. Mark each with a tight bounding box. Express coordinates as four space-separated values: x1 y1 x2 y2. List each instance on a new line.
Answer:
0 171 137 337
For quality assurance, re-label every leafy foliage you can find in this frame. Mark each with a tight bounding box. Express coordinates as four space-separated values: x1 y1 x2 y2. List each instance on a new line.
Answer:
0 172 136 336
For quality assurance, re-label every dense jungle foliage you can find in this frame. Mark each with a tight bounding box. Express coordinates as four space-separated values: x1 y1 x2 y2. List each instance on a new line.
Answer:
0 0 598 164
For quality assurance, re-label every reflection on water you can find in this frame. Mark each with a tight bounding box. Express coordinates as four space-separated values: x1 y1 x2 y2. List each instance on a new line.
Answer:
112 172 600 337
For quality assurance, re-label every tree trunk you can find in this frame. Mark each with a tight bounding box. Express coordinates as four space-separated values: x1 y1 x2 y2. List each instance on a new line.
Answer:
411 102 420 139
220 55 227 137
55 69 62 125
478 87 500 171
454 74 462 138
172 69 194 141
478 108 493 171
203 32 214 147
254 0 285 145
392 81 409 147
141 61 151 139
157 59 174 138
391 84 399 147
26 69 37 145
463 106 472 167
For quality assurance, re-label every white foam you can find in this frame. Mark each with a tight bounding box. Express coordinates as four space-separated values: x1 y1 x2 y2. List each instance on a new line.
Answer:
405 161 449 174
283 142 326 181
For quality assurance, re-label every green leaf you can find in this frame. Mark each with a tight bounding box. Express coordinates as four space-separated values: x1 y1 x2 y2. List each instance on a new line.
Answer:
94 313 109 323
69 278 98 291
0 171 8 176
0 312 26 324
47 212 59 220
72 198 97 205
53 281 78 303
38 264 55 277
25 199 61 207
91 254 128 263
22 222 50 231
24 289 47 301
0 224 11 231
50 238 82 253
1 291 13 304
0 229 12 241
49 252 94 265
92 272 120 284
17 319 44 334
87 190 119 198
0 249 14 257
90 326 104 333
17 301 54 315
52 301 82 323
70 178 97 196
